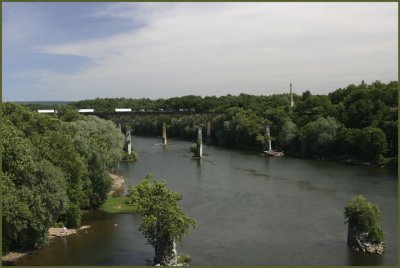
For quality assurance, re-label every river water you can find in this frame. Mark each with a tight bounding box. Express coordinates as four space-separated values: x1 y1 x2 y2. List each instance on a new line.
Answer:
15 136 398 265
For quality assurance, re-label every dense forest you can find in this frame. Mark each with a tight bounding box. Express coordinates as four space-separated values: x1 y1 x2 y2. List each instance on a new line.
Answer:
2 103 125 253
69 80 397 166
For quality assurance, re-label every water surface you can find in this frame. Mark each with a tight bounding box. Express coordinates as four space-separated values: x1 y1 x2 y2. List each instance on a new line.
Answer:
15 136 398 265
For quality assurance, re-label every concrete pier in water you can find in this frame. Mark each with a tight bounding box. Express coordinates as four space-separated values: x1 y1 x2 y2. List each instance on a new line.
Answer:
162 122 167 145
126 129 132 155
195 128 203 158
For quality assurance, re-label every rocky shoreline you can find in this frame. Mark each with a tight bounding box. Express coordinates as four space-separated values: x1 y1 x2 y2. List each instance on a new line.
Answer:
48 225 91 238
347 225 384 255
348 231 384 254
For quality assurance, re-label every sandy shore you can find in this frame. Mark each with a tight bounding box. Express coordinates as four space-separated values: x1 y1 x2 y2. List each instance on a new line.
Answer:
2 252 29 262
48 225 91 237
109 173 126 195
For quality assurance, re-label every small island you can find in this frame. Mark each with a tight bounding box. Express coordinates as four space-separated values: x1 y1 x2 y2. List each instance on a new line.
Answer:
344 195 384 254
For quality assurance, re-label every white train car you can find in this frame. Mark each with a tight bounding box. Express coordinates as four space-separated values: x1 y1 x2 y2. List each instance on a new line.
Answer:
115 108 132 112
78 109 94 113
38 109 56 113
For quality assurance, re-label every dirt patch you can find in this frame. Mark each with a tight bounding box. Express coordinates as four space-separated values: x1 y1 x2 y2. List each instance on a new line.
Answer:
109 173 126 195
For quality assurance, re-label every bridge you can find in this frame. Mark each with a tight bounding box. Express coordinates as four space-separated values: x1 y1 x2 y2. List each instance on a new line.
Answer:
38 107 214 158
37 107 280 159
37 108 219 116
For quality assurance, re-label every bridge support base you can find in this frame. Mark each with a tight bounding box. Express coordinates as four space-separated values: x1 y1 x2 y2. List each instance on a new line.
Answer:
195 128 203 158
162 122 168 145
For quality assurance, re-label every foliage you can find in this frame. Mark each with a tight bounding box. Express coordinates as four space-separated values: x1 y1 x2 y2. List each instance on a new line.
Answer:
128 175 196 248
189 143 197 155
2 103 127 253
122 151 139 161
64 80 398 165
278 120 298 150
358 127 387 162
300 117 340 156
344 195 384 243
177 254 192 264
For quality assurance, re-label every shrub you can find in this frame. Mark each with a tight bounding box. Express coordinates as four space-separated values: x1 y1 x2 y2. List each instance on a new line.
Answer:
344 195 384 243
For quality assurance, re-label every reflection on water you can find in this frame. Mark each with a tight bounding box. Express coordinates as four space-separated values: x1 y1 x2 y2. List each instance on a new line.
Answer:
14 136 397 265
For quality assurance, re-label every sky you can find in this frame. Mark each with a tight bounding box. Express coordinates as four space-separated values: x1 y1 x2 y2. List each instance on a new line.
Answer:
2 2 398 101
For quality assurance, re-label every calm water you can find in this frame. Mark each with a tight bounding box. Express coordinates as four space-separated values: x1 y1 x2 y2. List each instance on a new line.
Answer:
15 136 398 265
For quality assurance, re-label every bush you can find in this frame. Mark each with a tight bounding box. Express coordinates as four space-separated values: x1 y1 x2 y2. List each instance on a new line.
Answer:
189 143 197 155
344 195 384 243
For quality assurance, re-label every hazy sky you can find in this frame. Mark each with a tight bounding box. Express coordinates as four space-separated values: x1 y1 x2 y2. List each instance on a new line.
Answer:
3 2 398 101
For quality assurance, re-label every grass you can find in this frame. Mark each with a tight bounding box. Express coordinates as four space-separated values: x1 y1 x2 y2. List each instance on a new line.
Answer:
100 195 141 214
178 254 192 265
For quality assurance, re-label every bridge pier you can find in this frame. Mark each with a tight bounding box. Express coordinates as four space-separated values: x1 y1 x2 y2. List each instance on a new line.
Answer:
265 126 272 152
126 129 132 155
206 121 212 145
195 128 203 158
162 122 167 145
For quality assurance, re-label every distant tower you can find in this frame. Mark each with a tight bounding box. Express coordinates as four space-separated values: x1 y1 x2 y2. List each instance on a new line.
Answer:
289 83 294 110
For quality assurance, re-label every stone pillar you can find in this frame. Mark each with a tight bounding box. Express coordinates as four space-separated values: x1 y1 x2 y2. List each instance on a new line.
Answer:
265 126 272 152
162 122 167 145
154 238 177 266
206 121 212 145
126 129 132 155
196 128 203 157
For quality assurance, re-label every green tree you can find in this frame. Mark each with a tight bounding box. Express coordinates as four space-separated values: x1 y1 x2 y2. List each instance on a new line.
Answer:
300 117 340 156
129 175 196 266
333 127 362 156
2 120 68 251
358 127 387 163
278 120 298 150
344 195 384 243
2 102 126 252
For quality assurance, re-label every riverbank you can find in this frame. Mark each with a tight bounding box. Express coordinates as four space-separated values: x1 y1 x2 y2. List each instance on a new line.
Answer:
109 173 126 195
2 174 125 265
99 174 141 213
48 225 91 237
2 252 29 264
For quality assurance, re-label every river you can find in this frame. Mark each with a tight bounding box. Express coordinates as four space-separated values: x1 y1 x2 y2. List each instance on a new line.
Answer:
14 136 398 265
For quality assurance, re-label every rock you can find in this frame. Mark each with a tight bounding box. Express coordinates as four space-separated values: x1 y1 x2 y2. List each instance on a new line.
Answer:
347 226 384 255
48 227 78 237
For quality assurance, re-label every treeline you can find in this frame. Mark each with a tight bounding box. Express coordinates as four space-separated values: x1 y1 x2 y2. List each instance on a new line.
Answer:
2 103 125 253
70 80 397 166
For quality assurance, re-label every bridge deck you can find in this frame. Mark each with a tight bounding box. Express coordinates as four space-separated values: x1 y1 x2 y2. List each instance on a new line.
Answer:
84 111 220 116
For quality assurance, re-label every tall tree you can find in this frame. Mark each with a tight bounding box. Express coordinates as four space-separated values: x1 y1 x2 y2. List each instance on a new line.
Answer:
129 175 196 266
